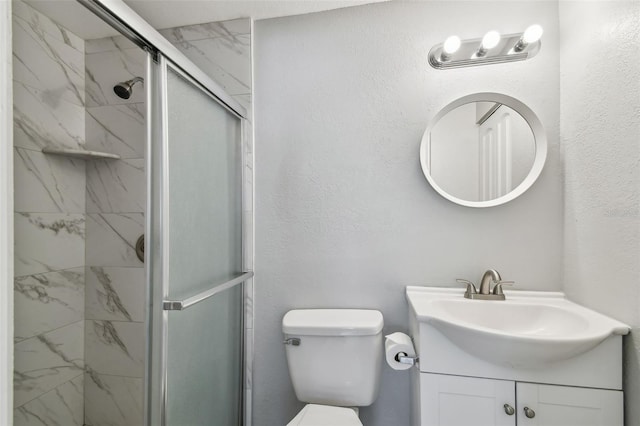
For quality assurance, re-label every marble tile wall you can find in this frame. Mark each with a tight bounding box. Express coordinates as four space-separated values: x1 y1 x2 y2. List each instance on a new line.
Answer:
12 0 85 151
14 375 84 426
13 4 252 426
84 34 147 426
159 19 252 117
12 2 86 425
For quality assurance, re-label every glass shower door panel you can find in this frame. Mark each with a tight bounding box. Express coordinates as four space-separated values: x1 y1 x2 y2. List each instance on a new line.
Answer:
164 64 243 425
166 67 242 300
166 285 243 425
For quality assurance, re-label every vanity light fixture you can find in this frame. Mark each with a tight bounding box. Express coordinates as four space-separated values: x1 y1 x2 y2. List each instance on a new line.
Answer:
429 25 543 70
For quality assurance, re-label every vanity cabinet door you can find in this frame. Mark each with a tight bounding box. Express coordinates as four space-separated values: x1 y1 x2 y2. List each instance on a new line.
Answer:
516 383 623 426
420 373 515 426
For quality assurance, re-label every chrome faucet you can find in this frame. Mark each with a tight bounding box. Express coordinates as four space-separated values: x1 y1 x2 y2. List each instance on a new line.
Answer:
479 269 501 295
456 269 514 301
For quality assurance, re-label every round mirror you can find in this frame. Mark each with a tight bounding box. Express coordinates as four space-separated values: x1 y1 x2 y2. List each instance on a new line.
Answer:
420 93 547 208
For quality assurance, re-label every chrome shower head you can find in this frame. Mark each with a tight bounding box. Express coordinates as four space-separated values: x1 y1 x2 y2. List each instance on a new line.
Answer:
113 77 143 99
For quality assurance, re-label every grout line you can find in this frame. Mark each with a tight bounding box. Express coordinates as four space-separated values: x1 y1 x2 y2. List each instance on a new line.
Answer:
14 318 85 345
14 211 86 214
86 101 145 109
13 372 84 409
14 211 85 216
84 371 143 380
13 265 85 280
166 32 251 44
85 46 143 57
85 319 145 324
85 265 144 269
85 212 146 215
86 212 145 215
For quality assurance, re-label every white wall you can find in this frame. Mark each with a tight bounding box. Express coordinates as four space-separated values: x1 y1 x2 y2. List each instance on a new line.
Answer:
254 2 561 425
559 2 640 425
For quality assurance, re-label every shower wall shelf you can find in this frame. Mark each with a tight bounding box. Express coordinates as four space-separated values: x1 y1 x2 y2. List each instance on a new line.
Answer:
42 147 121 160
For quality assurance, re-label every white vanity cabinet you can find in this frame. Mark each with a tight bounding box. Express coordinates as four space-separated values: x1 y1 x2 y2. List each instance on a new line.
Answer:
515 382 623 426
420 374 515 426
419 373 623 426
405 286 630 426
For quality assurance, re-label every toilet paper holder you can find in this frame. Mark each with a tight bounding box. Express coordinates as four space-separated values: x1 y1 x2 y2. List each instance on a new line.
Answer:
395 352 419 366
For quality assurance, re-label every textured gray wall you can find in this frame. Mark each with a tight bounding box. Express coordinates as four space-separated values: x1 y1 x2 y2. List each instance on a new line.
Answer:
254 2 561 425
559 2 640 426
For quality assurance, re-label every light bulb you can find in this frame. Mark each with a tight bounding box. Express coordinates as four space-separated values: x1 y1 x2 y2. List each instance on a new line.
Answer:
443 36 461 54
513 24 543 52
481 31 501 50
523 24 543 43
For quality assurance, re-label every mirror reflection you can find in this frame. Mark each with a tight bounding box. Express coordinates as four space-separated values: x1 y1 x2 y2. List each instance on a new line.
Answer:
426 102 536 202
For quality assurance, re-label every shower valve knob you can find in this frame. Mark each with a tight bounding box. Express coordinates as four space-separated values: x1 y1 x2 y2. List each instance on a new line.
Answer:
136 234 144 263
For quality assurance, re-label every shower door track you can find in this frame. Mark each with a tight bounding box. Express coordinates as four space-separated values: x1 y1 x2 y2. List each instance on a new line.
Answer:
76 0 247 120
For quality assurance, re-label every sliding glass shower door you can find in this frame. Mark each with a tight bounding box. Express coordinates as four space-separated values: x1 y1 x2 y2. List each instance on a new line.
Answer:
148 54 250 426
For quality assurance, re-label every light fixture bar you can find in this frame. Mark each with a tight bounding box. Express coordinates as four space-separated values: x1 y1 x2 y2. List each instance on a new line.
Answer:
429 31 542 70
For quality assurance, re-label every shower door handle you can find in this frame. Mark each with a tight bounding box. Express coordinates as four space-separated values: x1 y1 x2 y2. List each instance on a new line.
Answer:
163 271 253 311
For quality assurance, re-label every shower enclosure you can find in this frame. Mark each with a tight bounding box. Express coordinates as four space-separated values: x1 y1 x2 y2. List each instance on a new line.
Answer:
10 0 253 424
147 54 251 426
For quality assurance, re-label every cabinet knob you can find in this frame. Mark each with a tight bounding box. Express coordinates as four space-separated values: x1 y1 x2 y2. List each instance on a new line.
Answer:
503 404 515 416
524 407 536 418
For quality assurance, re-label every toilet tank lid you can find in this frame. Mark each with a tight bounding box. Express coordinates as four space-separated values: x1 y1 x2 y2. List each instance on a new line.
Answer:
282 309 383 336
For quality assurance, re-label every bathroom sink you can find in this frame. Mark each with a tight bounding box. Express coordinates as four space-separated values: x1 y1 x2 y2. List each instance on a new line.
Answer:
406 287 629 367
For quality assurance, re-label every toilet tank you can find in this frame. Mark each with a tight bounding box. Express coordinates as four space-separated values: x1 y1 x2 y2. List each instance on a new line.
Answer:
282 309 384 407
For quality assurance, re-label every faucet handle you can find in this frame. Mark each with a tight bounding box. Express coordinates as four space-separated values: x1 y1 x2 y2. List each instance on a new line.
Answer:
456 279 478 296
492 281 515 295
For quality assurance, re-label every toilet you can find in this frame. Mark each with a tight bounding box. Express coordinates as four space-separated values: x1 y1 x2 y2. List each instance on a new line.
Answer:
282 309 384 426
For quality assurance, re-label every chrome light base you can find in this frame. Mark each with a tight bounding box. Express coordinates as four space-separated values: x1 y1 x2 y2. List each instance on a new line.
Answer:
429 33 541 70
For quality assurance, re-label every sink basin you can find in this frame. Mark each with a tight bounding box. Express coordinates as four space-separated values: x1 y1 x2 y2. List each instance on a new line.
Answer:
406 287 629 367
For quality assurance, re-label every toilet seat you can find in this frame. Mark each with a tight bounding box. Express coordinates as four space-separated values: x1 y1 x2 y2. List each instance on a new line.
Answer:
286 404 362 426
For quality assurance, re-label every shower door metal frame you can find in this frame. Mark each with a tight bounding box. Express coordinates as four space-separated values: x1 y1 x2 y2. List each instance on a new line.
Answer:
73 1 251 425
149 55 252 426
0 1 14 422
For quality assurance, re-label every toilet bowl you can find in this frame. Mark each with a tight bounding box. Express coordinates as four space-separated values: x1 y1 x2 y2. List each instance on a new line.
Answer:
282 309 384 426
286 404 361 426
